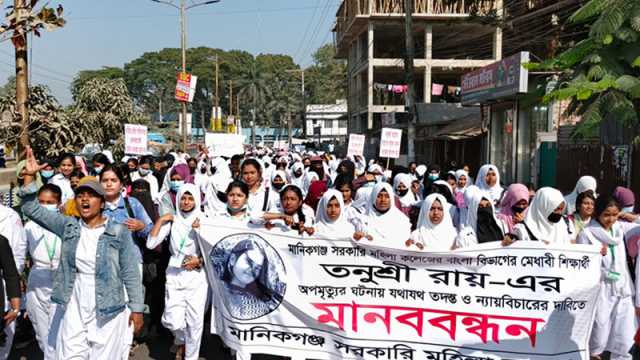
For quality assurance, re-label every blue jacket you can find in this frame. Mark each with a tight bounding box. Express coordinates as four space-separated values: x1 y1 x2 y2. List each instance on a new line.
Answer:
103 196 153 239
19 182 145 317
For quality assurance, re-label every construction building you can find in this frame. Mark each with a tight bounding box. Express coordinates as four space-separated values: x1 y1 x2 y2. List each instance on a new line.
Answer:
333 0 584 171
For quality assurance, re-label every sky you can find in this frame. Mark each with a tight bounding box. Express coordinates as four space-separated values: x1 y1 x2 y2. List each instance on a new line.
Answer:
0 0 341 104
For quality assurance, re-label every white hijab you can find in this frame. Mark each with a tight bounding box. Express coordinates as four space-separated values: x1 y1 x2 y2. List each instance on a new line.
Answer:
455 169 469 192
411 194 457 250
394 173 417 207
270 170 288 192
475 164 504 204
172 183 202 248
289 162 305 189
463 186 499 234
363 183 411 249
522 187 568 243
564 176 597 215
315 189 355 239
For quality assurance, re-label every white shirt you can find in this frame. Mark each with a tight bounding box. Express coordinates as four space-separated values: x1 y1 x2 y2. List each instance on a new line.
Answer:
25 221 61 270
147 221 200 268
76 220 107 275
0 205 27 273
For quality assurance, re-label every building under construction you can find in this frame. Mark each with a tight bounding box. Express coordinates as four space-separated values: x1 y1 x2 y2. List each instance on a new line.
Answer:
333 0 584 171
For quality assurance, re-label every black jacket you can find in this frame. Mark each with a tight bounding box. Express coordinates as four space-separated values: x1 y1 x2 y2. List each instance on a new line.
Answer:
0 234 20 313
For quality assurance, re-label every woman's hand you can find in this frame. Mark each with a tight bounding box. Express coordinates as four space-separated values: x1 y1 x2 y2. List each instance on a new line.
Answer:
129 312 144 336
513 211 525 224
264 222 275 231
304 226 315 236
619 212 638 223
3 309 17 326
159 214 174 224
353 232 364 241
600 244 608 256
192 218 200 229
282 215 294 226
405 239 424 250
182 255 202 271
125 219 145 232
23 147 47 184
501 235 515 247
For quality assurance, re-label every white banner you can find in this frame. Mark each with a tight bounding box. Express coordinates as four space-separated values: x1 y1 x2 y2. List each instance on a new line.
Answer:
380 128 402 159
124 124 148 155
347 134 366 157
199 222 600 360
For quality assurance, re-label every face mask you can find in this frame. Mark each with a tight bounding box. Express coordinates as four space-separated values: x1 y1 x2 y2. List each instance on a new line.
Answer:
170 180 184 193
40 170 54 179
94 166 103 175
273 183 285 191
128 168 137 174
139 168 150 176
200 167 207 174
547 212 563 223
41 204 59 212
429 174 440 181
477 206 493 220
511 205 526 214
622 206 634 213
227 204 247 215
397 189 409 197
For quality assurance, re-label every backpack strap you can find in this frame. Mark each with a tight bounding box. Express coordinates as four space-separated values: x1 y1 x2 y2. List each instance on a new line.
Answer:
262 188 270 212
123 197 135 219
523 222 539 241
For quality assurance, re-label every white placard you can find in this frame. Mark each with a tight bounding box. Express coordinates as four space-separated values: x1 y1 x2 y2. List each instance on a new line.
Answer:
347 134 365 157
205 133 246 157
379 128 402 159
124 124 148 155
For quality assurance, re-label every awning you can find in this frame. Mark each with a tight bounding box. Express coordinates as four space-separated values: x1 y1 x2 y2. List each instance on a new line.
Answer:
430 114 485 140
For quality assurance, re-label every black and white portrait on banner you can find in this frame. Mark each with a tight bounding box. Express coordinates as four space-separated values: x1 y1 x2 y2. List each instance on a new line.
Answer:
210 233 287 320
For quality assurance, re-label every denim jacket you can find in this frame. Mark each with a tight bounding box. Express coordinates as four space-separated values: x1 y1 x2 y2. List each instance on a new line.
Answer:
19 182 145 317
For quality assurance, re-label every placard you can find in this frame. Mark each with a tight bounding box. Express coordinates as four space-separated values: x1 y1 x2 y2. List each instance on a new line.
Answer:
205 133 246 157
124 124 148 155
379 128 402 159
175 72 198 103
347 134 365 157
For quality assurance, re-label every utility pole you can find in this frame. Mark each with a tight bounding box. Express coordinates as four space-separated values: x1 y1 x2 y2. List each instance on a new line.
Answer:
403 0 417 164
15 0 29 157
285 69 305 146
251 88 257 147
214 55 219 130
150 0 221 152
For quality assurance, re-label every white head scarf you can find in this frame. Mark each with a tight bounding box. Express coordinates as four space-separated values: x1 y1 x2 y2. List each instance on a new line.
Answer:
475 164 504 203
455 169 469 191
363 183 411 249
171 183 202 249
270 170 288 192
564 176 597 215
412 194 457 250
394 173 417 207
523 187 568 243
463 186 499 234
315 189 355 238
289 162 305 189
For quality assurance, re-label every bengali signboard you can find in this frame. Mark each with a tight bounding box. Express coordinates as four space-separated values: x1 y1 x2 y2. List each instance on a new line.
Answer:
175 72 198 103
347 134 366 157
379 128 402 159
461 52 529 105
124 124 148 155
199 222 600 360
205 133 246 157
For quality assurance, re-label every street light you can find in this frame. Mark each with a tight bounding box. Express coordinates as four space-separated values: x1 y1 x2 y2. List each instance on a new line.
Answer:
149 0 221 152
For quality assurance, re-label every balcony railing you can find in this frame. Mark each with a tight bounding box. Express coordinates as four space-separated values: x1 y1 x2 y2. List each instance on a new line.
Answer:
335 0 496 46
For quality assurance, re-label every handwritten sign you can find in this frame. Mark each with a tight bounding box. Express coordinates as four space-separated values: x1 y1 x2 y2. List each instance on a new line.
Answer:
379 128 402 159
200 223 600 360
347 134 365 157
124 124 148 155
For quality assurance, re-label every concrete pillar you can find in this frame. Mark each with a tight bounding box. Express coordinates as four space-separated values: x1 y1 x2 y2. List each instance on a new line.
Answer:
424 24 433 103
367 22 374 129
493 0 503 60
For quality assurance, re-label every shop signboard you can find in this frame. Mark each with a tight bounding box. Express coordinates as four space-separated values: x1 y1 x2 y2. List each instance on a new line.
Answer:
461 52 529 105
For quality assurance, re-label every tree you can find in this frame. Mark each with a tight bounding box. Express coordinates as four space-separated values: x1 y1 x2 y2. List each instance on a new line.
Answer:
305 44 347 104
236 62 275 126
71 78 149 158
0 84 85 159
529 0 640 139
71 67 125 100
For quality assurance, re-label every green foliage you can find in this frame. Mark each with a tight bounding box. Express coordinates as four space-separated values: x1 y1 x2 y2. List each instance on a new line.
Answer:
532 0 640 140
306 44 347 104
71 67 125 101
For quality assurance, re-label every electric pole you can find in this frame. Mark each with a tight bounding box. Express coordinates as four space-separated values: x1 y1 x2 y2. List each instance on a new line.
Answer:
15 0 29 157
404 0 417 164
150 0 221 152
215 55 219 130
